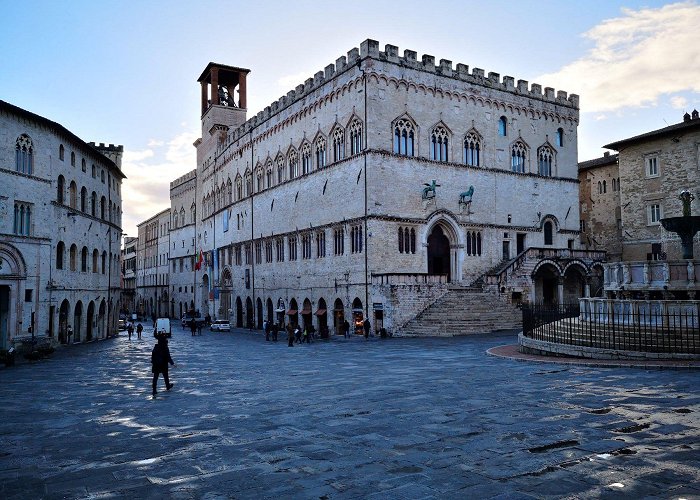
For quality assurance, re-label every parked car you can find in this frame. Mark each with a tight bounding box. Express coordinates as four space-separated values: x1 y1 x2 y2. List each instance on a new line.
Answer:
210 320 231 332
118 319 127 331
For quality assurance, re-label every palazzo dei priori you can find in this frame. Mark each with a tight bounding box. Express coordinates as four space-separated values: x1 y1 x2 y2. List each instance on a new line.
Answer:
138 39 605 336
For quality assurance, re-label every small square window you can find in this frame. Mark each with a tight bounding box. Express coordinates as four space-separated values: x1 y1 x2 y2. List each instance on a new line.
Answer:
25 289 33 302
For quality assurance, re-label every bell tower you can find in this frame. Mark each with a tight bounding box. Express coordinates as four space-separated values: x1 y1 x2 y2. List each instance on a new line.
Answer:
195 63 250 165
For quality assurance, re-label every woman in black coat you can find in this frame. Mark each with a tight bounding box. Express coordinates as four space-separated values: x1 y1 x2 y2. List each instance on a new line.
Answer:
151 334 175 396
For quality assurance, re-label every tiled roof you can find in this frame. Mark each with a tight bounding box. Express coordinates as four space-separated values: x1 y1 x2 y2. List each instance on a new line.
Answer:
604 113 700 150
578 153 618 172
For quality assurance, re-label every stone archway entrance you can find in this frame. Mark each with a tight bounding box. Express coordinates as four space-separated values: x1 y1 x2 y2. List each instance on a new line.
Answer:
428 225 451 281
533 263 560 304
86 301 95 341
0 286 9 350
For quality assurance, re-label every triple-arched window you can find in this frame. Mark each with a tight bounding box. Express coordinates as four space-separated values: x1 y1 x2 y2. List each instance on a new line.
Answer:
15 134 33 174
398 227 416 254
466 231 482 256
315 137 326 169
288 149 299 179
511 141 528 173
332 127 345 162
301 143 312 175
464 132 481 167
349 118 363 155
537 145 554 177
430 126 449 162
13 202 31 236
393 118 415 156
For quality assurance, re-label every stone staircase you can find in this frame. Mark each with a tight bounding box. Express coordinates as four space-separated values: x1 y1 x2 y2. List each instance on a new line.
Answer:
397 285 522 337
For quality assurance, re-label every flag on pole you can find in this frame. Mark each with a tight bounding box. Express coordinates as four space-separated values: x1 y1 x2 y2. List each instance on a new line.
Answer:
195 249 203 271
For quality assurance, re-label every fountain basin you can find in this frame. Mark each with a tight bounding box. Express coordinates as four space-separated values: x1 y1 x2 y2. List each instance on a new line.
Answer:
660 216 700 259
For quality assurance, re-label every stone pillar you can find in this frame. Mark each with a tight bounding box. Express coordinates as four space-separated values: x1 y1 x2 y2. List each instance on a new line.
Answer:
201 81 208 115
584 277 591 298
557 277 565 304
239 73 247 109
210 68 219 105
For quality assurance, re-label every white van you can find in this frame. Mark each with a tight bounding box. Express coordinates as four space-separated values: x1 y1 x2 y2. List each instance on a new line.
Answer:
154 318 172 338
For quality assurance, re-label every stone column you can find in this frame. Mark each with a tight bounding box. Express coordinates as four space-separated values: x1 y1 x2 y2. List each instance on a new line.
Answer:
201 81 208 115
210 68 219 105
584 277 591 298
238 73 247 109
557 277 565 304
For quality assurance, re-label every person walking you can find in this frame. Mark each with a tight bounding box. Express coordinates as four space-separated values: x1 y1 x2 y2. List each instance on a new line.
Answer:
286 324 294 347
363 318 371 340
264 320 270 341
127 323 134 340
190 319 197 337
343 319 350 338
136 323 143 340
151 333 175 397
272 322 279 342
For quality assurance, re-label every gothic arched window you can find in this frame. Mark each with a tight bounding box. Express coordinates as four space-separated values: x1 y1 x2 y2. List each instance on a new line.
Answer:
315 137 326 169
511 141 527 173
15 134 33 174
537 145 554 177
349 118 363 156
301 143 312 175
332 127 345 162
430 126 449 162
288 149 299 179
464 132 481 167
393 118 415 156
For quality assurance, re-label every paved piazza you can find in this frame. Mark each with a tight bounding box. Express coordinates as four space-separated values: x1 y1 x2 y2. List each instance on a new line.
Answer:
1 326 698 499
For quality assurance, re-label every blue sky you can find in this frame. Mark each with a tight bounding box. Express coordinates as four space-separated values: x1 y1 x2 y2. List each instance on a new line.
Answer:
2 0 699 236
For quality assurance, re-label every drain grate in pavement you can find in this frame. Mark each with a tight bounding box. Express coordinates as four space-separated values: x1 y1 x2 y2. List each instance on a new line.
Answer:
611 447 637 456
674 408 692 414
588 408 612 414
614 422 650 433
528 439 579 453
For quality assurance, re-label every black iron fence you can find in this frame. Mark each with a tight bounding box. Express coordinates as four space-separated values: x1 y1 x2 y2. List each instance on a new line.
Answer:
522 303 700 354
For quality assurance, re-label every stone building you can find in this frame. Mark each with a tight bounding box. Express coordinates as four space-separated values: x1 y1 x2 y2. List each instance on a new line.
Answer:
120 236 137 314
168 169 197 319
578 152 622 263
135 208 170 320
0 100 124 349
175 39 604 336
604 110 700 261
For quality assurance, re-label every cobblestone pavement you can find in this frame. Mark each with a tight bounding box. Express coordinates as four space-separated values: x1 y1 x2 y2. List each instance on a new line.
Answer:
1 327 698 499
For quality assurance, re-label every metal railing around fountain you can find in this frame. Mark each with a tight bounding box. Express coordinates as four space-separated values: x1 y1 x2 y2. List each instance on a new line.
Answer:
522 303 700 354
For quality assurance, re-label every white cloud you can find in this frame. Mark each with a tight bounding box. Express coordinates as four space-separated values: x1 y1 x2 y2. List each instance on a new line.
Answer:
120 127 198 236
670 95 688 109
537 2 700 113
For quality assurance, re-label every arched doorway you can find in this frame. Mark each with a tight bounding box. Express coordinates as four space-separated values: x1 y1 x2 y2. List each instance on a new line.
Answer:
351 297 364 335
220 268 232 320
563 263 587 302
428 225 451 281
301 298 313 330
333 298 345 335
288 298 299 327
245 297 254 329
266 298 274 324
98 300 106 339
276 298 286 327
316 298 328 338
74 301 83 342
235 297 243 327
589 265 604 297
59 299 70 344
533 262 561 304
86 301 95 341
202 274 209 315
256 298 263 329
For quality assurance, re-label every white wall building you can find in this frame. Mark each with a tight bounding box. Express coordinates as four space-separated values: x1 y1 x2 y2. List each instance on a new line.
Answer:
0 100 124 348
